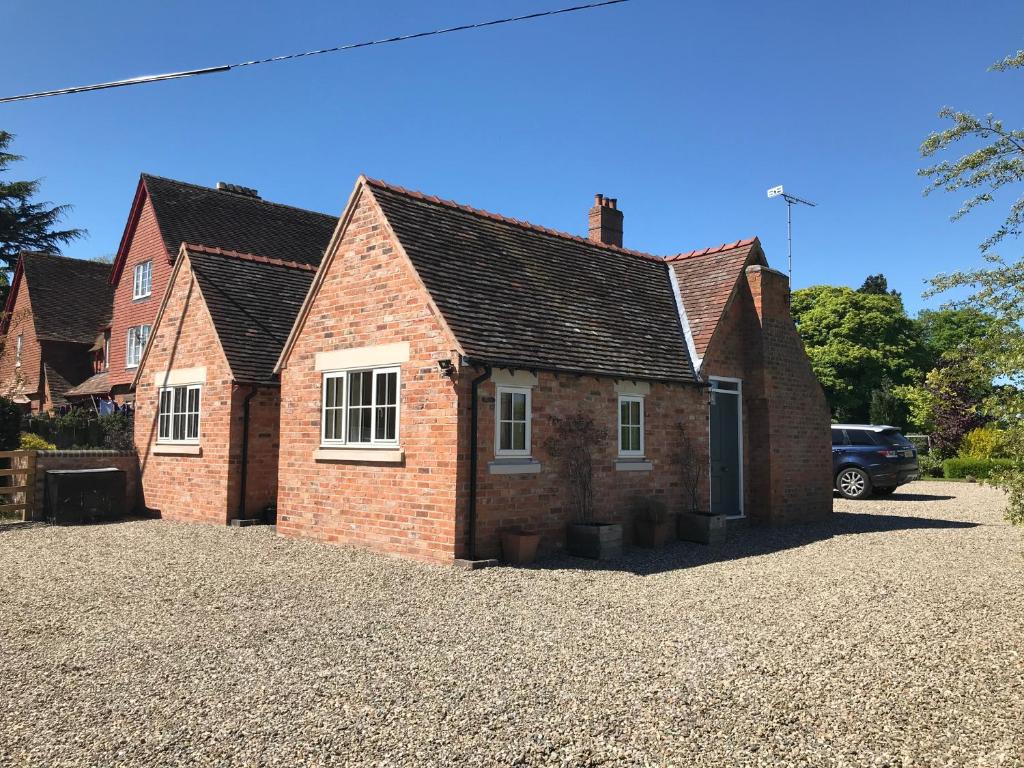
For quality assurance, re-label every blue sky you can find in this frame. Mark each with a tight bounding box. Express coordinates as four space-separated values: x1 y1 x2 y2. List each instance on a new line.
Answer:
4 1 1023 314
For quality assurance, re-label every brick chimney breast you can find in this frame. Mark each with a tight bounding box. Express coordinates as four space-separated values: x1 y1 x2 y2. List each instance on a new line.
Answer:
588 193 623 248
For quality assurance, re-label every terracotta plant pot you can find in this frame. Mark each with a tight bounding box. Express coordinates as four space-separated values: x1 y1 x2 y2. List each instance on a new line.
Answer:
634 517 673 548
566 522 623 560
677 510 727 545
501 529 541 565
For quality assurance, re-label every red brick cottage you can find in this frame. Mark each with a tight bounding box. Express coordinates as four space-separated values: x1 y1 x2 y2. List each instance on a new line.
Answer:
0 252 113 412
273 177 831 563
131 244 321 524
68 174 336 405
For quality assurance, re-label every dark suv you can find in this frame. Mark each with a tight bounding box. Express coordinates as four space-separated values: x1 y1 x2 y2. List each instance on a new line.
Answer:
831 424 920 499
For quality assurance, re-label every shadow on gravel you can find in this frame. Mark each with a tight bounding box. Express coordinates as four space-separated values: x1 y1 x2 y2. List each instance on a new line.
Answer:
0 515 150 535
527 512 979 576
885 492 956 502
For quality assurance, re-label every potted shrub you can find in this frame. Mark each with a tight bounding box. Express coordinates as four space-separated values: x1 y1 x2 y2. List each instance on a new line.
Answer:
632 496 672 548
675 424 727 544
546 412 622 560
501 528 541 565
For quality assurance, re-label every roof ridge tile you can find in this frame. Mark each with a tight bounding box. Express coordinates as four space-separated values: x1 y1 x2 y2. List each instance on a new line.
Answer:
183 243 318 272
364 176 666 264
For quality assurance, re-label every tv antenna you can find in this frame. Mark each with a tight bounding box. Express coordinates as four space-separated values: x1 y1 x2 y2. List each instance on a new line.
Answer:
766 185 816 285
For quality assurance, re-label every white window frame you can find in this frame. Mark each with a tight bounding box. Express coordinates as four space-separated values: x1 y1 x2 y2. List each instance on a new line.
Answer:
494 385 532 458
133 260 152 299
157 383 201 444
320 366 401 448
126 325 150 369
617 395 645 457
15 334 22 367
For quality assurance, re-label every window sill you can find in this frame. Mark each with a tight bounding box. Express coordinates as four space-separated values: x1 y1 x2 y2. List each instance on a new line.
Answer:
314 447 404 463
615 459 652 472
153 444 201 456
488 458 541 475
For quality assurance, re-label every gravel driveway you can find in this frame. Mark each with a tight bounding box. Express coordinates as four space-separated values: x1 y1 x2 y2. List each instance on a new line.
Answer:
1 481 1022 767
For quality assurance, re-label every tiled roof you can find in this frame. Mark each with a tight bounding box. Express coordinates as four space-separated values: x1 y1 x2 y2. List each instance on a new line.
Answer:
66 370 111 398
142 175 337 269
43 363 75 406
20 253 114 344
667 238 765 359
365 179 696 383
186 246 316 383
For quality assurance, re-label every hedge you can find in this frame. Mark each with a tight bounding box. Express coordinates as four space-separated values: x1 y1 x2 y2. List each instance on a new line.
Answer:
942 457 1014 480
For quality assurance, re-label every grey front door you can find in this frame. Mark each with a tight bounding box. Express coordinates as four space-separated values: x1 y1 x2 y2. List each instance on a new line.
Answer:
710 382 742 517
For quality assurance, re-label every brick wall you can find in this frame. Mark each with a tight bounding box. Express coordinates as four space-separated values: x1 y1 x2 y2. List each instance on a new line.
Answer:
134 256 237 524
226 384 281 518
462 371 708 560
700 266 831 524
746 266 832 523
698 282 760 519
28 450 140 520
109 195 172 396
277 187 462 563
0 274 42 408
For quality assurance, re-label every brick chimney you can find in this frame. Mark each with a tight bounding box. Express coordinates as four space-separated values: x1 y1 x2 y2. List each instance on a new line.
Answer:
588 193 623 248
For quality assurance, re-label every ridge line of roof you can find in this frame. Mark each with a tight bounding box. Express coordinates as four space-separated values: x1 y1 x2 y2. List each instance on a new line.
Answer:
20 251 112 270
182 243 318 272
364 176 668 265
665 237 759 262
141 173 337 222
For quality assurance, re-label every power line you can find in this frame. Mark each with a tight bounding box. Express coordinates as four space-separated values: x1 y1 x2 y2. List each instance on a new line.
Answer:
0 0 632 104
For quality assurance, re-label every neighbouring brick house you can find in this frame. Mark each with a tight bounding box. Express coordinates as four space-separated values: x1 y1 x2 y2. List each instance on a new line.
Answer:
272 177 831 563
68 174 336 405
131 239 328 523
0 252 114 412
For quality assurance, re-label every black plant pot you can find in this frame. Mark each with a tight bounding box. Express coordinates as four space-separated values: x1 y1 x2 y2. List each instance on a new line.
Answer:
566 522 623 560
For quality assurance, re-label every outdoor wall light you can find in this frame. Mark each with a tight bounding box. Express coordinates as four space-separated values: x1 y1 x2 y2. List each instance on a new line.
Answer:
437 359 455 378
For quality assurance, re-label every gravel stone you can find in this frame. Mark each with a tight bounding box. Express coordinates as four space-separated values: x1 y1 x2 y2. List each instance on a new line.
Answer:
1 481 1022 767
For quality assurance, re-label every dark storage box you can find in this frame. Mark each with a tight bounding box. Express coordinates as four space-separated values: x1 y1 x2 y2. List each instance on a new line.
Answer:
44 468 127 524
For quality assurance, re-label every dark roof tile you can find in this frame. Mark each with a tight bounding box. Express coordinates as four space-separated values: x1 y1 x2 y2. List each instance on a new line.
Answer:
186 248 315 383
21 253 113 344
366 180 695 383
143 175 337 268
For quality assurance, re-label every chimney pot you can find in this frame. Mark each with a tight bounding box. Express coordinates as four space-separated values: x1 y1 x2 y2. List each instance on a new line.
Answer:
588 192 624 248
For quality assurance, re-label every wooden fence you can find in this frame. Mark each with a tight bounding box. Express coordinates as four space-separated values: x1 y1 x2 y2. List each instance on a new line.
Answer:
0 450 37 522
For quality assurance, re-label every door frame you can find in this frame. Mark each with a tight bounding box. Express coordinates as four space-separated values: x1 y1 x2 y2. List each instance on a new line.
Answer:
708 376 744 519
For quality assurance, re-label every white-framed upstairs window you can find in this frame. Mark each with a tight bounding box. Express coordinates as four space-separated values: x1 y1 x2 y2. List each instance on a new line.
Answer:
126 325 150 368
321 366 400 447
495 385 531 457
133 260 152 299
618 395 644 457
157 384 201 443
15 334 22 367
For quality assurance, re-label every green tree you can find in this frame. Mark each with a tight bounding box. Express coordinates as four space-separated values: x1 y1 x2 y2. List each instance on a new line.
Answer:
791 285 925 421
0 130 84 272
915 307 996 365
859 273 901 298
919 47 1024 525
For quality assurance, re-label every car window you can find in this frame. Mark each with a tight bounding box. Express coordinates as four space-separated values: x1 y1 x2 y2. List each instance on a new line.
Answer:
831 429 848 446
846 429 879 446
879 428 913 447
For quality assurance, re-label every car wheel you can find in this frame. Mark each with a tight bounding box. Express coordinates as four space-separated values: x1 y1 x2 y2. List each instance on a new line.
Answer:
836 467 872 500
873 486 897 496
